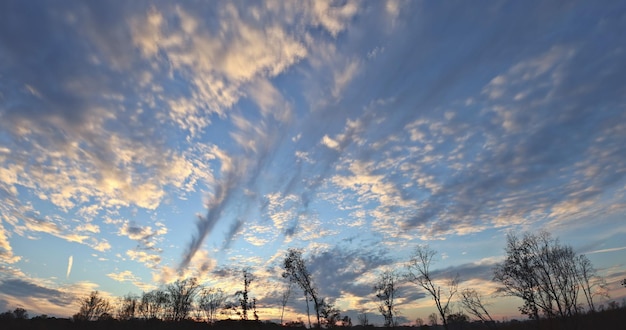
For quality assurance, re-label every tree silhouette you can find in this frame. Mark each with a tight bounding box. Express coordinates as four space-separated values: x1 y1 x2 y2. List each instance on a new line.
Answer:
576 254 608 312
407 245 458 330
235 268 254 320
280 281 293 325
73 291 112 321
199 287 226 323
13 308 28 319
460 288 495 327
446 312 469 327
357 310 370 327
165 278 201 321
0 308 28 320
139 289 169 319
373 270 399 327
283 248 321 329
116 293 139 320
428 312 438 326
493 231 607 319
320 298 341 328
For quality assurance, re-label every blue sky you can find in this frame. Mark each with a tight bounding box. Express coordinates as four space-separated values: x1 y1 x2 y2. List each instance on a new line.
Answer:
1 0 626 324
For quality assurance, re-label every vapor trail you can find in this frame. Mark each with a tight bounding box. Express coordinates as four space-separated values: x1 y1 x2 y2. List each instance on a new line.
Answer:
66 255 73 279
178 172 235 271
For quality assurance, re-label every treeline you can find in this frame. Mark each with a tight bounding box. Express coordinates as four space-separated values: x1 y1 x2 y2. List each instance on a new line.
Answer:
2 230 625 330
3 304 626 330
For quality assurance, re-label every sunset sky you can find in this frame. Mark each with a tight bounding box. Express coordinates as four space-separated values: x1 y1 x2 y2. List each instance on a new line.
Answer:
1 0 626 324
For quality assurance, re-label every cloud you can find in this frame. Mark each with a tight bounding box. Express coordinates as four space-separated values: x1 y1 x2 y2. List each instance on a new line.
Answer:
107 270 138 282
0 1 219 255
0 223 21 264
431 257 503 283
105 270 154 292
307 245 395 299
0 1 390 278
321 135 341 151
126 250 162 269
0 274 113 317
91 240 111 252
176 1 626 269
76 223 100 234
156 249 216 285
117 220 167 250
0 279 73 307
332 58 361 99
309 0 359 37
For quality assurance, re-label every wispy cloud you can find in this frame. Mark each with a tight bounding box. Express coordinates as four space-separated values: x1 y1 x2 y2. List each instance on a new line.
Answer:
0 223 21 264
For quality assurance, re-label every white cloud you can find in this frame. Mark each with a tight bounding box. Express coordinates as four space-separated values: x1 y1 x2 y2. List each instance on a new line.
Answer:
117 220 167 249
130 6 164 58
76 223 100 233
0 223 21 264
482 46 575 103
107 270 139 282
332 160 408 208
321 135 340 150
332 58 361 99
153 249 216 284
126 249 162 269
130 4 307 130
92 240 111 252
248 78 292 123
168 97 212 137
385 0 403 19
310 0 359 37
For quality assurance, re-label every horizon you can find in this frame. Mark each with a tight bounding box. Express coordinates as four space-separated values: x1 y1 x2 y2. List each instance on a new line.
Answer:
1 0 626 325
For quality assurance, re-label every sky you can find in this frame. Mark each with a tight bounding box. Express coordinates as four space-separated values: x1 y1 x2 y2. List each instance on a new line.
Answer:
1 0 626 324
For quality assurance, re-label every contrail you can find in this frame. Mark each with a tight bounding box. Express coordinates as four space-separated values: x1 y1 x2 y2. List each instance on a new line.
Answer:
66 255 73 279
587 246 626 255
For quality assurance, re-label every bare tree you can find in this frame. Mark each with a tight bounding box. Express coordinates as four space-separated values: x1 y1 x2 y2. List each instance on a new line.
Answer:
357 310 370 327
576 254 607 313
373 270 399 327
12 308 28 319
320 298 341 328
341 315 352 327
116 293 139 320
428 312 438 326
252 297 259 321
235 268 254 320
199 287 226 323
138 289 169 320
493 232 540 320
73 291 112 321
283 248 321 329
166 278 201 321
407 245 458 330
460 288 495 328
493 231 607 319
280 281 293 325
